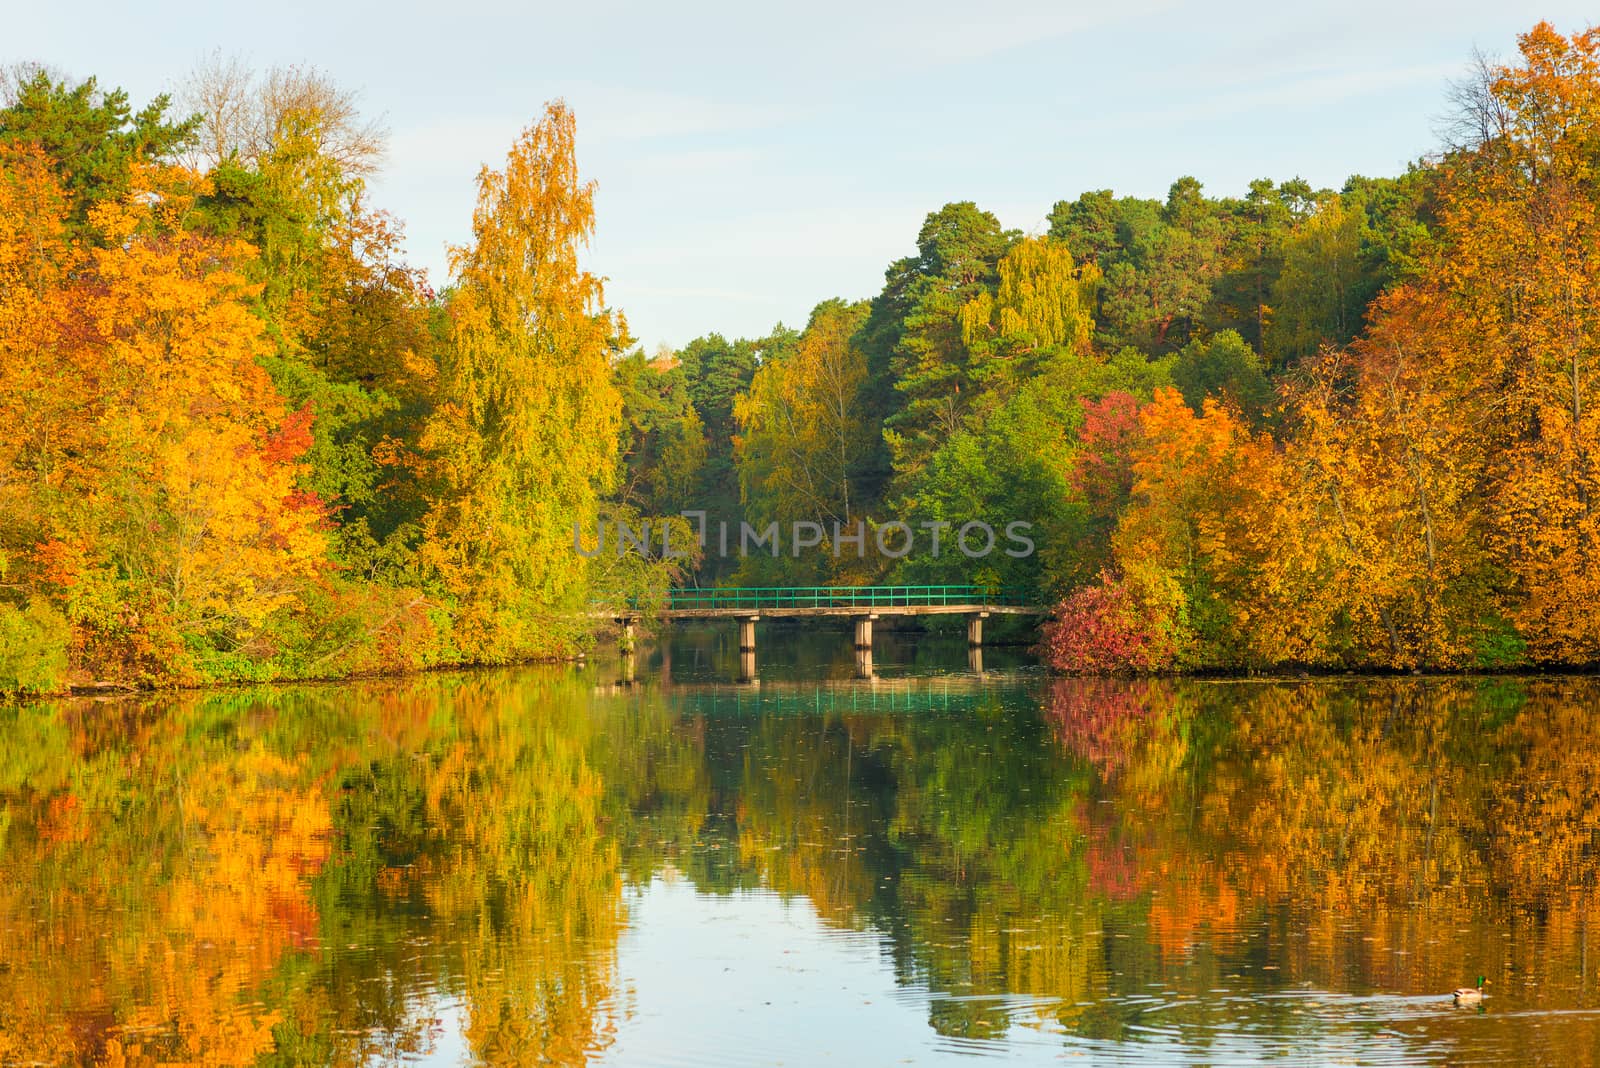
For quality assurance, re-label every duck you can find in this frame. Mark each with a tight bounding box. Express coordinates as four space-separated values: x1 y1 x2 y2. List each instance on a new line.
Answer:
1452 976 1488 1005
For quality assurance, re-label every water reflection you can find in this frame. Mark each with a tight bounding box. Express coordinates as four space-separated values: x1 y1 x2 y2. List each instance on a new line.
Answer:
1 632 1598 1065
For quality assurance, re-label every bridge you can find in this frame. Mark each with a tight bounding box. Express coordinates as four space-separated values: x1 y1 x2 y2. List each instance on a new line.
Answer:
607 585 1048 680
656 584 1041 617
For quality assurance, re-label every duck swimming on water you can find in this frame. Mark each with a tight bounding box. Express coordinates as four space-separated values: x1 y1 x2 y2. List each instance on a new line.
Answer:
1452 976 1487 1005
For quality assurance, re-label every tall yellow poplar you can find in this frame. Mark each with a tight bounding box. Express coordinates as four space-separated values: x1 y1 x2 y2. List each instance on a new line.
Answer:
422 101 622 659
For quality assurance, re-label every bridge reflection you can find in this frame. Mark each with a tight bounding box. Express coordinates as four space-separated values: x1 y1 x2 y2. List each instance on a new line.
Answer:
595 667 1036 716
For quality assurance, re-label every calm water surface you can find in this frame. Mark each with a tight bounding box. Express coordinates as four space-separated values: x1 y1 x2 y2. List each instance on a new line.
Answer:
3 623 1599 1065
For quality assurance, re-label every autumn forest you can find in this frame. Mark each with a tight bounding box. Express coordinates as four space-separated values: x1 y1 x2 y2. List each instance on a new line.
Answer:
5 21 1600 694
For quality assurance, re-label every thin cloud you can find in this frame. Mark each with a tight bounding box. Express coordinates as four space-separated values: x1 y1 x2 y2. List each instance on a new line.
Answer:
569 85 794 143
626 285 775 302
1070 60 1465 134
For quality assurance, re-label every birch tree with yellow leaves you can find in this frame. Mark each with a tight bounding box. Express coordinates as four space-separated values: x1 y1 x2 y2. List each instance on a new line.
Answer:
421 102 623 661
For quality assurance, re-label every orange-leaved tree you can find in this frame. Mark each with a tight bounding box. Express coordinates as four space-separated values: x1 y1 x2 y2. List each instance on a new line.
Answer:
1459 24 1600 660
1047 387 1284 672
1318 22 1600 665
0 154 328 685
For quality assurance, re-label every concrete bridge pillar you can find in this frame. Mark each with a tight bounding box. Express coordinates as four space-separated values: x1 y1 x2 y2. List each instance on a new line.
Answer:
616 615 638 654
967 645 984 675
853 613 878 651
967 611 989 648
855 647 875 679
735 616 761 683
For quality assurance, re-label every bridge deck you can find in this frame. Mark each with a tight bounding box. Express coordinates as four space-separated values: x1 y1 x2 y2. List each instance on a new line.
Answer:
618 585 1048 619
659 604 1044 619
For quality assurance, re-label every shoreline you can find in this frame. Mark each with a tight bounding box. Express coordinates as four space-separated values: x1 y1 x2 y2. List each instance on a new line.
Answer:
39 652 1600 702
51 650 598 701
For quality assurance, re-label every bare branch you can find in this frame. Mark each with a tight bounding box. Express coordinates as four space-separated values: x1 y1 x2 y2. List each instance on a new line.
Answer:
1436 47 1510 153
179 50 258 170
178 54 387 176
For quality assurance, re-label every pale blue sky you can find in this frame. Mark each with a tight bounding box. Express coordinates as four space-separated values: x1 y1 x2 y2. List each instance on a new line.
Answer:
8 1 1583 349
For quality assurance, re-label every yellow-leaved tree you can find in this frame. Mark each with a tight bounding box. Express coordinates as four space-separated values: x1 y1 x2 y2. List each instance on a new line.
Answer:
733 299 873 582
0 144 80 692
421 102 623 660
959 235 1099 397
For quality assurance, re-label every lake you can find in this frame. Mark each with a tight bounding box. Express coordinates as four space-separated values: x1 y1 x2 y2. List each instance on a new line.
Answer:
2 623 1598 1065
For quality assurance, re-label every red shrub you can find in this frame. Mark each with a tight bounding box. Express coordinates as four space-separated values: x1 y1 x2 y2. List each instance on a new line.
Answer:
1042 572 1177 674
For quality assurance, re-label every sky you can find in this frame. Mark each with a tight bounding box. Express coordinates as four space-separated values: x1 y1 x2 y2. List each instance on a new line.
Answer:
6 1 1587 350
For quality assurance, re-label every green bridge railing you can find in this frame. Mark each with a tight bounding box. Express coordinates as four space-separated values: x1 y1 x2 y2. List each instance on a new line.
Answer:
660 585 1037 611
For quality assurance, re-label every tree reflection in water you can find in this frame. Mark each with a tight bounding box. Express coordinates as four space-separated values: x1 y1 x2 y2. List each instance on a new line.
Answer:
1 668 1597 1064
